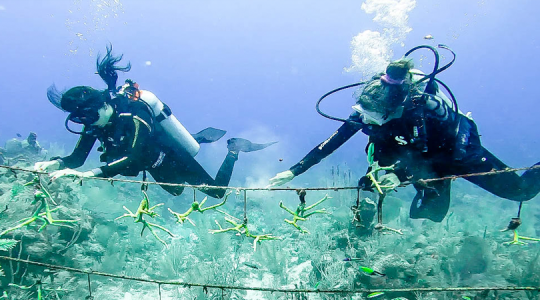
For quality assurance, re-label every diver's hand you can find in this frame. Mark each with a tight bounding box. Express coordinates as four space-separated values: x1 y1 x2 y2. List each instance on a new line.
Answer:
49 169 94 181
379 173 401 191
268 170 295 187
34 160 60 172
358 175 374 192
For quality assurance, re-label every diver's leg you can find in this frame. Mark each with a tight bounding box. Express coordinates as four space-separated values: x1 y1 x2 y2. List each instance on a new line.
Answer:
202 138 277 196
148 159 186 196
151 138 274 198
176 151 238 199
457 148 540 201
214 151 239 189
184 151 239 199
150 154 228 198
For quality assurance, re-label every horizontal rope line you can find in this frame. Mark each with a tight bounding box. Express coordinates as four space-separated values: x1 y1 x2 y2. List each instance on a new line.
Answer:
0 165 357 191
0 256 538 294
417 165 540 184
1 164 539 192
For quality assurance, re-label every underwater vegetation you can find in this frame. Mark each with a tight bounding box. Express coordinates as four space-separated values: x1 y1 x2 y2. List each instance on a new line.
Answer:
1 139 540 300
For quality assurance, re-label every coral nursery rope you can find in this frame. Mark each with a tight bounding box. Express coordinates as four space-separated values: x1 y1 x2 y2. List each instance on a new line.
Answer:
1 164 539 192
416 165 540 184
0 256 538 294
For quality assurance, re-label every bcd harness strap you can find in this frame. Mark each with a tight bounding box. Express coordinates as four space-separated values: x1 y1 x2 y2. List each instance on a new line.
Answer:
156 104 172 123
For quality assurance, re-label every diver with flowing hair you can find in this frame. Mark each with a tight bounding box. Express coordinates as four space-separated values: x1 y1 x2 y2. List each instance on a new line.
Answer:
35 45 275 198
269 46 540 222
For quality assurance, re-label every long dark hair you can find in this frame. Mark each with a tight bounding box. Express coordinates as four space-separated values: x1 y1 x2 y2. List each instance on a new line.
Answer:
96 44 131 94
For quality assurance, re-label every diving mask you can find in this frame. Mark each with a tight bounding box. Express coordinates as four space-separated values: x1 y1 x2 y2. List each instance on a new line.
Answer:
67 106 101 125
352 104 403 126
64 104 104 134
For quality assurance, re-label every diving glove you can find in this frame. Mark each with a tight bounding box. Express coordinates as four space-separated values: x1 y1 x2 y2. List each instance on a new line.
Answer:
50 169 95 181
34 160 60 172
358 175 374 192
268 170 295 187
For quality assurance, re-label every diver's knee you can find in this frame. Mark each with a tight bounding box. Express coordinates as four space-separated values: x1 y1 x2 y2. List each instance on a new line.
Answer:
161 185 185 196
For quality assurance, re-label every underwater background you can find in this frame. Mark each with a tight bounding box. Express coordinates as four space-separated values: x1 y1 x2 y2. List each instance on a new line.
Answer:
1 0 540 299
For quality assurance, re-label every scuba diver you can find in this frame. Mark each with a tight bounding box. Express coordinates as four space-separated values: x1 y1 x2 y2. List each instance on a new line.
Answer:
34 46 275 199
269 45 540 222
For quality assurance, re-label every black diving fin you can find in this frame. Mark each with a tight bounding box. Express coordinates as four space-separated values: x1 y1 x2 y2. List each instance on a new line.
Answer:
227 138 277 152
410 179 451 223
192 127 227 144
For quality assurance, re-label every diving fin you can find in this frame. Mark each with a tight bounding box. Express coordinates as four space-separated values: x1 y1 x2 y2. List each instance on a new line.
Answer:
409 179 451 223
227 138 277 153
192 127 227 144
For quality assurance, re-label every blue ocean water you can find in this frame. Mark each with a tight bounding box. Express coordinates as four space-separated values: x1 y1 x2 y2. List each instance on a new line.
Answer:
0 1 539 299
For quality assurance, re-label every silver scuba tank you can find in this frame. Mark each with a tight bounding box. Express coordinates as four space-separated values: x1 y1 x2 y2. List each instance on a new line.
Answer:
117 81 201 156
138 90 200 157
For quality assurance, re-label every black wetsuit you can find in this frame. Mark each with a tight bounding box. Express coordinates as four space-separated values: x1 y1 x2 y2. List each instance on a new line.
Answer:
290 91 540 222
55 98 236 198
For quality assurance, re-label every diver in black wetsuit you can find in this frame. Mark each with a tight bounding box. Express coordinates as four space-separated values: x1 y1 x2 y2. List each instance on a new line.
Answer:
269 52 540 222
34 47 275 199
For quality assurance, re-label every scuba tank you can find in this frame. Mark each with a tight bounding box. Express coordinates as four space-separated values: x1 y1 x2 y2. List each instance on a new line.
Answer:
118 80 201 157
94 46 200 156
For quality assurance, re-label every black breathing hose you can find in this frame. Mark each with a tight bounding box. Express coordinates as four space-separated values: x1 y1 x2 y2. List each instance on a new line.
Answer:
65 116 84 135
315 44 459 126
315 82 366 123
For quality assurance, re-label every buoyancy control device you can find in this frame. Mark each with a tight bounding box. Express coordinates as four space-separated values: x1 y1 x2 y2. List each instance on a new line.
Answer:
118 80 201 157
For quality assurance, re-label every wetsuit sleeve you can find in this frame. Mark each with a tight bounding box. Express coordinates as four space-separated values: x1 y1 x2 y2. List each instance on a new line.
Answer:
56 133 97 169
289 113 363 176
94 111 153 178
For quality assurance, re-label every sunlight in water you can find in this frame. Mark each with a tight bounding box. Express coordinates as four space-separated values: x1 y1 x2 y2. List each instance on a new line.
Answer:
346 0 416 79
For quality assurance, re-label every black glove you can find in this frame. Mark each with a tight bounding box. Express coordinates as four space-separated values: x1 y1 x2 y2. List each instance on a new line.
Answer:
358 175 374 192
504 218 521 231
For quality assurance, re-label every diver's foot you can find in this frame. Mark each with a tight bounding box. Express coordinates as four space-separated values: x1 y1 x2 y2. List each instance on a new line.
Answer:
227 138 277 153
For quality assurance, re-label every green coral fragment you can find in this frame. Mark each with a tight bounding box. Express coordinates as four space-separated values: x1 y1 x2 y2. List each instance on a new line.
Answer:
116 190 175 247
1 177 77 237
503 230 540 246
168 192 230 226
365 143 400 195
9 281 67 300
366 161 399 195
365 144 403 234
279 194 331 233
210 217 279 251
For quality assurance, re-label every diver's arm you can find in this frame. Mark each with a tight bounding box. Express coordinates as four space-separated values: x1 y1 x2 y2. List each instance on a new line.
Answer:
56 133 97 169
93 112 153 178
289 119 362 176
